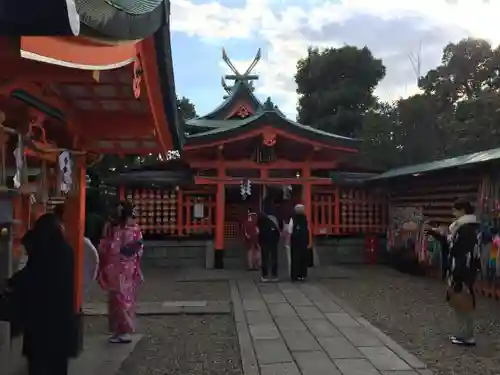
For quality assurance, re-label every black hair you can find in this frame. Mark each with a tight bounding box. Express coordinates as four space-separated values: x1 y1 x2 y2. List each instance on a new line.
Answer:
32 213 64 245
118 200 135 225
452 198 474 215
53 204 65 220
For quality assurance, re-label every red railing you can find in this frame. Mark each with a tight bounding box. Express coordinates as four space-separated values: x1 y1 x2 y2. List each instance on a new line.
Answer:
130 186 387 238
128 188 216 236
311 187 387 235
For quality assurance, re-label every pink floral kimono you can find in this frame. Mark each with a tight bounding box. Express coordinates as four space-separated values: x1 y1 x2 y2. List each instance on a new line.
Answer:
98 223 144 336
243 212 260 270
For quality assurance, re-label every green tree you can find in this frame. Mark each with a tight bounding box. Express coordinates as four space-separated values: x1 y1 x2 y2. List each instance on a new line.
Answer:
360 94 448 169
138 96 197 164
360 37 500 170
418 38 500 156
394 94 447 164
419 38 495 104
450 90 500 154
177 96 197 126
295 46 386 137
357 102 399 170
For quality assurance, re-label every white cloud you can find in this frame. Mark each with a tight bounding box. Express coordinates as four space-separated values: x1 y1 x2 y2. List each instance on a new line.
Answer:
171 0 500 118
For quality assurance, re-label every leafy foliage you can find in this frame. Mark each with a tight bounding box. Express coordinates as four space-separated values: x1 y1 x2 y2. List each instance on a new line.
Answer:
295 46 386 137
297 38 500 170
177 96 197 125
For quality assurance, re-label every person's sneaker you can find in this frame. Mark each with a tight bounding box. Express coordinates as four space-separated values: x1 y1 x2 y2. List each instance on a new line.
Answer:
450 336 476 346
270 277 279 282
260 276 269 283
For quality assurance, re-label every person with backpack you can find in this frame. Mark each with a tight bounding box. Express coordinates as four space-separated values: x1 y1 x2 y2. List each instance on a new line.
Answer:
257 200 281 282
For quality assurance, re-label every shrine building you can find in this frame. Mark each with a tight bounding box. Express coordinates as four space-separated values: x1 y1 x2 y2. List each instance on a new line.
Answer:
115 49 387 269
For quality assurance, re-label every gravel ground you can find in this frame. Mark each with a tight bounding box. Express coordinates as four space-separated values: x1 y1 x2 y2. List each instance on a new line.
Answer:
85 315 243 375
85 268 230 303
322 265 500 375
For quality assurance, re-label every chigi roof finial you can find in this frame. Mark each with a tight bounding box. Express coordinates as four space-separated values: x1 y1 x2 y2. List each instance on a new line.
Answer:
221 48 261 94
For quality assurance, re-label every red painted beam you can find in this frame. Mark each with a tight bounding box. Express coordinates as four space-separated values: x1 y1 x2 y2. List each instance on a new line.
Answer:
185 126 358 153
0 81 69 114
137 38 174 153
194 176 332 185
0 59 98 83
20 37 137 71
83 145 162 155
78 112 155 139
190 160 338 169
85 148 162 155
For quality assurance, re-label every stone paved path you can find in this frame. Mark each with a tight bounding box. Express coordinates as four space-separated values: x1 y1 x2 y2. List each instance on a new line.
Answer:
9 334 142 375
230 280 433 375
70 335 142 375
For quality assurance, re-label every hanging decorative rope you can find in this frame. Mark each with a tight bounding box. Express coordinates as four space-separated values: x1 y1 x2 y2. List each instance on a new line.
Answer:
58 151 73 194
240 180 252 200
133 58 143 99
166 150 180 160
13 135 23 189
282 185 292 200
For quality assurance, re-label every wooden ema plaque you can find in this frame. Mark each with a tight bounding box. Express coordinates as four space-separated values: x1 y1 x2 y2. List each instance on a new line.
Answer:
127 188 177 235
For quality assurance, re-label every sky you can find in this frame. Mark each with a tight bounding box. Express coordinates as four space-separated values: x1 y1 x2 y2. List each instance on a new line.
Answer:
170 0 500 120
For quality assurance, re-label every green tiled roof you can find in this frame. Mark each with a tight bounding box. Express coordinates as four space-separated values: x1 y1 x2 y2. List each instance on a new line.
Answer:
329 171 378 185
370 147 500 181
185 110 360 144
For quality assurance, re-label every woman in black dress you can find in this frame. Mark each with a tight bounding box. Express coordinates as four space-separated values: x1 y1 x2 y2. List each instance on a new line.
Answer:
12 213 79 375
287 204 310 281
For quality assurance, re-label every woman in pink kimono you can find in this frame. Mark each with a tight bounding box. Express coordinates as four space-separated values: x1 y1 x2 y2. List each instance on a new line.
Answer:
243 209 260 270
98 201 143 344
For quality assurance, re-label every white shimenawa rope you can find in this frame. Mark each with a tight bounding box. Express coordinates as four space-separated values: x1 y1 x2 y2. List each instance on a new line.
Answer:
59 151 73 194
13 145 23 189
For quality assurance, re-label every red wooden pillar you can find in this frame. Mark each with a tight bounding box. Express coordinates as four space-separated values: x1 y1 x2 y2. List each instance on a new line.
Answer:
64 155 86 313
334 187 340 234
176 188 183 236
118 184 125 201
214 160 225 269
302 166 312 247
63 155 86 355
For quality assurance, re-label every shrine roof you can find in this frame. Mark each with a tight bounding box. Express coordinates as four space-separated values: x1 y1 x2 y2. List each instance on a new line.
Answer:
184 48 358 150
185 109 360 148
369 146 500 181
105 159 194 187
0 22 182 155
329 171 378 185
195 81 263 121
